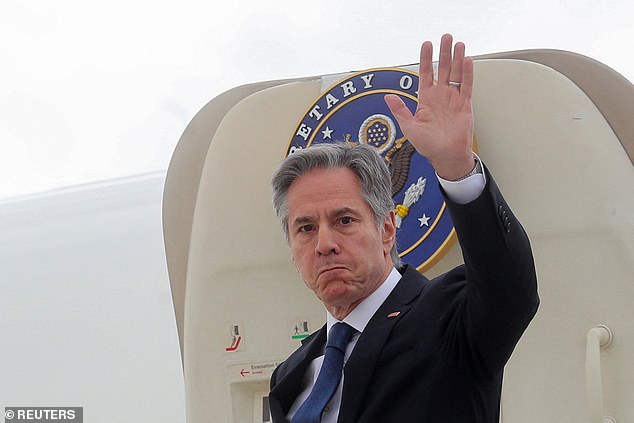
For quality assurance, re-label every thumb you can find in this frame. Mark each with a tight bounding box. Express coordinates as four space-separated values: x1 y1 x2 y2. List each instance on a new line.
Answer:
384 94 413 130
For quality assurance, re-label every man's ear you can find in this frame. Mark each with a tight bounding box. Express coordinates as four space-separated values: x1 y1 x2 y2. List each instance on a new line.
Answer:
382 211 397 249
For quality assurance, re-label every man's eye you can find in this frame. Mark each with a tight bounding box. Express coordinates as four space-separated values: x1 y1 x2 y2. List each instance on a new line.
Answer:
339 216 354 225
299 224 314 233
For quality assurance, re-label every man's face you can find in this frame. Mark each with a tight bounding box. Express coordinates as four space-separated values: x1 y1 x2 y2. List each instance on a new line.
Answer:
286 166 396 317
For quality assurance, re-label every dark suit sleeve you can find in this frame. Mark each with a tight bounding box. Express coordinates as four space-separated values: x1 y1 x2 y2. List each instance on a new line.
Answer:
441 166 539 379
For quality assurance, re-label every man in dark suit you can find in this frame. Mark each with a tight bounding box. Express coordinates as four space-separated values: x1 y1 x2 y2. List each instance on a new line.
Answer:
268 34 539 423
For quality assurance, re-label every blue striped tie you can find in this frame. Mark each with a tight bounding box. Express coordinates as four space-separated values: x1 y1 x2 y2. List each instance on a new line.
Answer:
291 322 356 423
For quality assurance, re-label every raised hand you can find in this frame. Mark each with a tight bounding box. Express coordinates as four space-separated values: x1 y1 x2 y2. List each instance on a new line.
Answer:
385 33 475 181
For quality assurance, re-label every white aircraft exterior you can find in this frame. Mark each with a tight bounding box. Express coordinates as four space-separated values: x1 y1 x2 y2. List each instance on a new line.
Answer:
1 48 632 423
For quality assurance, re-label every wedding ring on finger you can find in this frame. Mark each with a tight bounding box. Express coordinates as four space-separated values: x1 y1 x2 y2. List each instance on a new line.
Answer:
448 81 461 87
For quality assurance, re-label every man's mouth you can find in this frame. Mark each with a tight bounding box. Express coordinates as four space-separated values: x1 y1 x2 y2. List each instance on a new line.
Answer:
319 266 348 276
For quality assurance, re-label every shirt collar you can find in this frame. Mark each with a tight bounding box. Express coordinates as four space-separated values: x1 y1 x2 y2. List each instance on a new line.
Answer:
326 266 402 334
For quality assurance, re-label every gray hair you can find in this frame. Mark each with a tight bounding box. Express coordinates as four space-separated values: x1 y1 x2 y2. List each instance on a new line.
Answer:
271 142 402 267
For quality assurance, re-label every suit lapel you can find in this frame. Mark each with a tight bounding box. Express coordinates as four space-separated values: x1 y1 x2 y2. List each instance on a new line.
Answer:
337 267 426 422
269 325 327 418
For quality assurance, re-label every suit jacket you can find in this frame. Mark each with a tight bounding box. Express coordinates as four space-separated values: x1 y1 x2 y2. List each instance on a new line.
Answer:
269 171 539 423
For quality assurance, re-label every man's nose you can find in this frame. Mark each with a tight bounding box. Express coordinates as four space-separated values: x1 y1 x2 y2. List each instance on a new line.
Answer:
315 227 340 255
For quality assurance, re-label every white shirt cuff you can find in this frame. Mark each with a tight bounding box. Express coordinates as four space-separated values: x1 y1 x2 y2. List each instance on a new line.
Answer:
436 153 486 205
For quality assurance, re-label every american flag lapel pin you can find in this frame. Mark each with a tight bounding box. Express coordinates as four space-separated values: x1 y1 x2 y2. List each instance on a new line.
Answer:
387 311 400 318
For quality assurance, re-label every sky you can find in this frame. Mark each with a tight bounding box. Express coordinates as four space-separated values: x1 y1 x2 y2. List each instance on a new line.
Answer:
1 0 633 199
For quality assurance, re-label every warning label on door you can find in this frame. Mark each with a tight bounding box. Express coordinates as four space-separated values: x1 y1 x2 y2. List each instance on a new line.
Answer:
225 323 245 352
291 318 311 340
226 358 285 383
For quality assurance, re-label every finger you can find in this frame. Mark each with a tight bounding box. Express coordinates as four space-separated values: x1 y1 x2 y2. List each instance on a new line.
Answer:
437 33 453 84
418 41 434 90
449 41 465 84
384 94 414 129
460 57 474 99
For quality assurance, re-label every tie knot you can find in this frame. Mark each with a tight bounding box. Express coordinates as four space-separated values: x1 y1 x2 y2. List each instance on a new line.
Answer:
327 322 356 352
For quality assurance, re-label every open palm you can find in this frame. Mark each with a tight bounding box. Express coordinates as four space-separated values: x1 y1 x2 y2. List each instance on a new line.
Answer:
385 34 475 181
